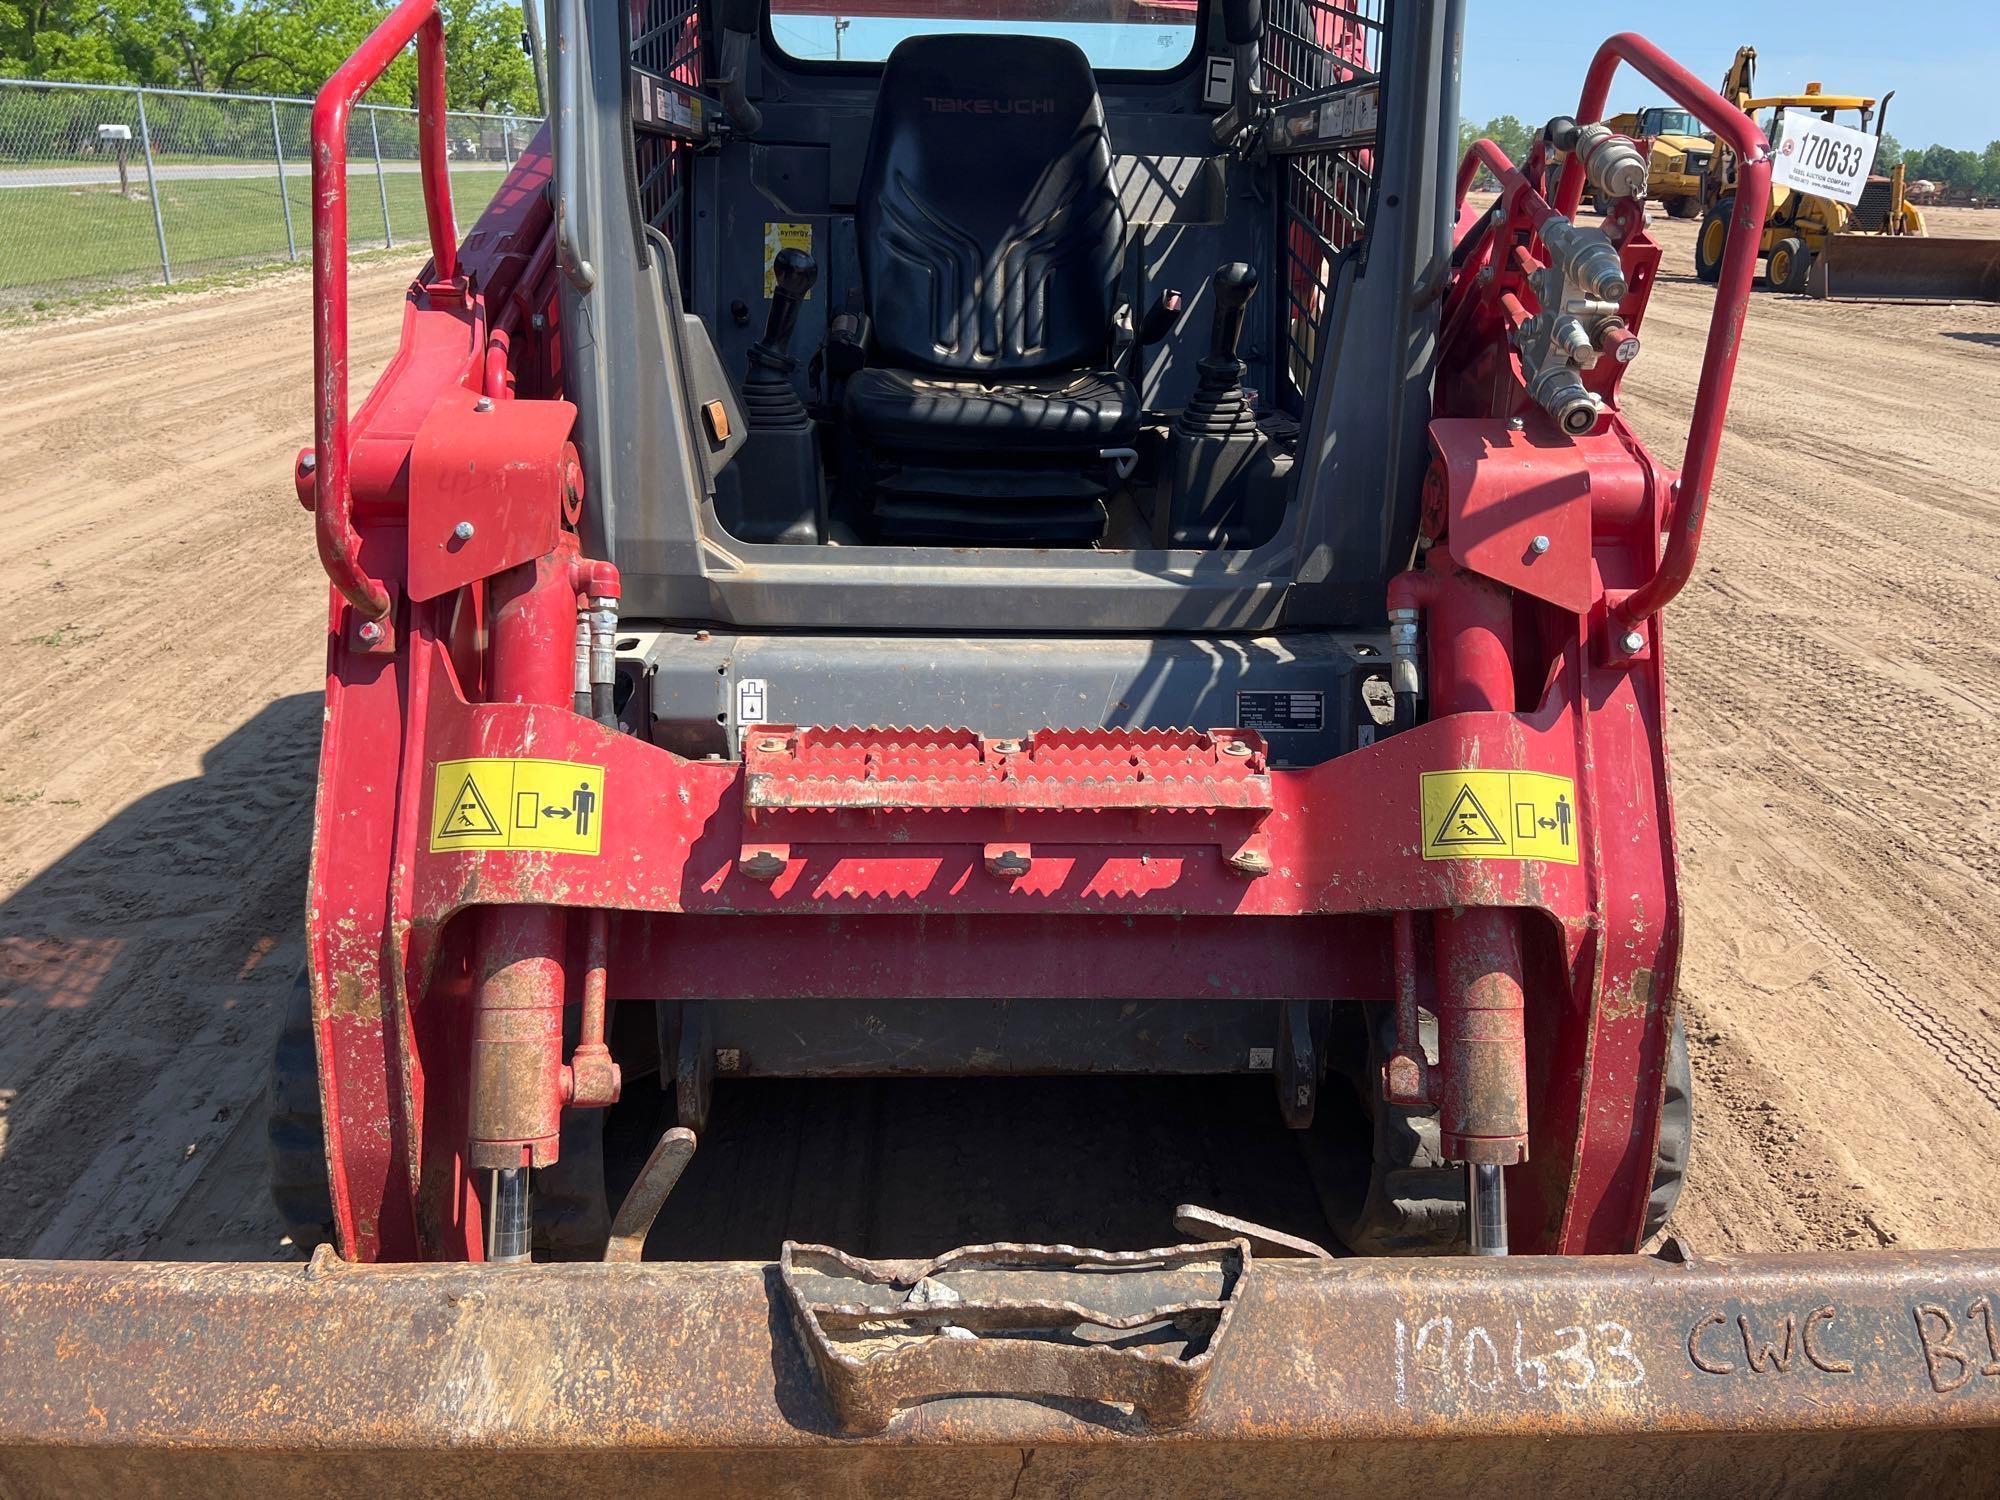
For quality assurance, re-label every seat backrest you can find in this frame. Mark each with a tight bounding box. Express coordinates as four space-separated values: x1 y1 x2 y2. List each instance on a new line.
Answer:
855 35 1125 377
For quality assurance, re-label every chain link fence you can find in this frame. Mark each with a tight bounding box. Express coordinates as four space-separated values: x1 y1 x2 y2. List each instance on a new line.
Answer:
0 78 541 308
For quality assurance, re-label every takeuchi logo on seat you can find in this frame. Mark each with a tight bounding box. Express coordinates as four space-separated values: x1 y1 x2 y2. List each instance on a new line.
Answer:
923 95 1057 115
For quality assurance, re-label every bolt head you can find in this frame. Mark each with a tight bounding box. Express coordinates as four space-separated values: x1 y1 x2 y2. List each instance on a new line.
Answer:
1621 629 1646 654
1529 534 1551 555
1227 847 1272 877
473 396 495 413
356 618 385 645
984 846 1033 878
452 520 475 541
299 451 317 473
1506 415 1525 431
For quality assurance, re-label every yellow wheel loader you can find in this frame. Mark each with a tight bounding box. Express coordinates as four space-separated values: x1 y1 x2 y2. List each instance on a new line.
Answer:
1696 48 1999 300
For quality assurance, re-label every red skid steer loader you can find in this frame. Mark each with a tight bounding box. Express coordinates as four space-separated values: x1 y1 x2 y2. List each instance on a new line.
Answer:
2 1 1997 1493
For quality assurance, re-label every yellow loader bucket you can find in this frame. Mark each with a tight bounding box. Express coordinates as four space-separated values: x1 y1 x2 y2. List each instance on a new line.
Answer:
3 1245 2000 1497
1812 234 2000 302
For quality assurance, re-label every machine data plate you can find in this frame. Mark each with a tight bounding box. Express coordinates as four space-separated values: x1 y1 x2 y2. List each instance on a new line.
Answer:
1236 690 1324 733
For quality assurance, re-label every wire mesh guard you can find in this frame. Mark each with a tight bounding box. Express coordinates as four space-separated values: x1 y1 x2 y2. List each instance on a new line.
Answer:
632 0 704 246
0 79 542 307
1269 0 1387 398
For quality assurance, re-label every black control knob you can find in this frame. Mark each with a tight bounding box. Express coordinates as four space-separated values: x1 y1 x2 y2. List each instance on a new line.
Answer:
1207 262 1258 366
761 247 819 356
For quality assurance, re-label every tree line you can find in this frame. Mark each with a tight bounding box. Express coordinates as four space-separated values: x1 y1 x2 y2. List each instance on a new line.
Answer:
1460 114 2000 200
1 0 539 113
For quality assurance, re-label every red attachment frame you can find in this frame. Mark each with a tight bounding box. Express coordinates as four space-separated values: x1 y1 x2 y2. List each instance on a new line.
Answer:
311 0 460 623
297 26 1728 1269
1451 34 1768 631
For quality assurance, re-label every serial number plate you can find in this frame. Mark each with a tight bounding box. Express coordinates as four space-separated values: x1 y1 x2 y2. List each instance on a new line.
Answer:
1237 690 1324 733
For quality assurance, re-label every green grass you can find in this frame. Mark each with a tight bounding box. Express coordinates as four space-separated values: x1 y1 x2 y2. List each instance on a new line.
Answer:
0 167 508 302
2 152 283 172
0 242 412 327
16 626 102 648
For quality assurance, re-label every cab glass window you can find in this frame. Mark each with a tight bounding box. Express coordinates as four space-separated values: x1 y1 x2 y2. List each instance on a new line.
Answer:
768 0 1200 71
1642 109 1701 137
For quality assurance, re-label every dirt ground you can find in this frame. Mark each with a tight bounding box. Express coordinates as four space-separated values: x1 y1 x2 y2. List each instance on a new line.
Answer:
0 213 1997 1262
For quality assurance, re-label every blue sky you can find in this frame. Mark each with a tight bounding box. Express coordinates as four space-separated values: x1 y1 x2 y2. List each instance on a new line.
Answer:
771 4 1998 151
1461 2 1999 151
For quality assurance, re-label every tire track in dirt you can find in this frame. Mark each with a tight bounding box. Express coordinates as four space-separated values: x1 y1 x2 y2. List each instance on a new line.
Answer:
1762 881 2000 1111
1635 208 2000 1254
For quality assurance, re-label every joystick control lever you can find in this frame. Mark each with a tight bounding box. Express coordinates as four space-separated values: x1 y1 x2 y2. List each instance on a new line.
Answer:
722 246 826 545
752 246 818 374
1204 261 1258 377
1159 262 1267 547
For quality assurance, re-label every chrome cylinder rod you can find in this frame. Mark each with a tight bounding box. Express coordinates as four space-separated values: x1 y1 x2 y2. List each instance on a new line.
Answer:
487 1167 532 1264
1467 1162 1508 1256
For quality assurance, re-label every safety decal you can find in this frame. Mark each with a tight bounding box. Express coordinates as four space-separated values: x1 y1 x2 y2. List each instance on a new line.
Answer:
1420 770 1578 864
430 758 605 856
763 222 812 297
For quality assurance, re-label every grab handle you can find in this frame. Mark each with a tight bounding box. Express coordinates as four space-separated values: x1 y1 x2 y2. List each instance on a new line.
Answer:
311 0 460 622
1572 34 1770 629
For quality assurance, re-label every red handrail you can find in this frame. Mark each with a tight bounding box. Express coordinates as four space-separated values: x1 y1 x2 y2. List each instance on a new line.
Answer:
311 0 460 623
1453 137 1554 220
1569 34 1770 630
1454 36 1768 632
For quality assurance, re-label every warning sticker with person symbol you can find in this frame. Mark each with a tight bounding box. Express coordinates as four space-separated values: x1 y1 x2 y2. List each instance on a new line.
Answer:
429 758 605 856
1420 770 1578 864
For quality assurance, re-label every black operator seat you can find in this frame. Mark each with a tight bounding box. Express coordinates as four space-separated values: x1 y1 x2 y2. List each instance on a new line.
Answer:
845 35 1138 516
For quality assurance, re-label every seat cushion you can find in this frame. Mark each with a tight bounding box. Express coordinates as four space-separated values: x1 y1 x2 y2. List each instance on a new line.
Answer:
845 367 1141 453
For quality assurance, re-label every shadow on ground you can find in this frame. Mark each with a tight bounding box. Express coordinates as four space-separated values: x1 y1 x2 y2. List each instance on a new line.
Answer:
0 694 320 1260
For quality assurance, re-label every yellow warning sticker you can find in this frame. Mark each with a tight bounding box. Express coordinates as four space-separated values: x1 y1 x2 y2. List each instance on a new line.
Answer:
430 758 604 856
763 221 813 297
1420 771 1578 864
